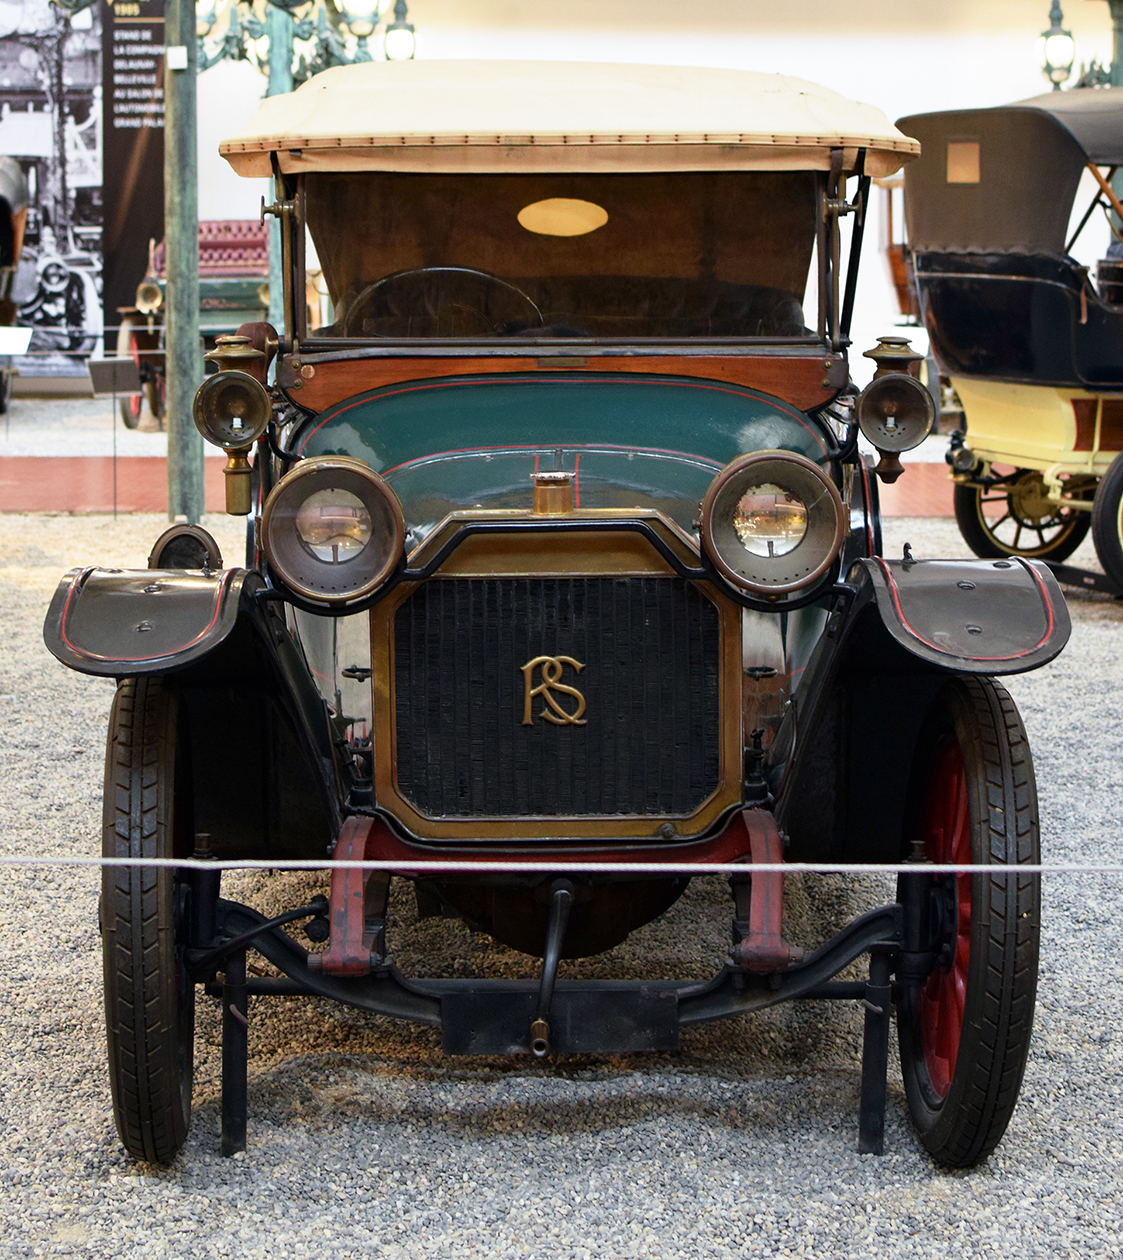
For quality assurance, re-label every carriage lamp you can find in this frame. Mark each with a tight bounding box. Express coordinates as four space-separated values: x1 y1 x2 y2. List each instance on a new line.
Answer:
857 337 936 483
261 457 405 606
700 451 846 596
133 237 163 315
383 0 415 60
1038 2 1075 90
193 363 272 515
134 276 163 316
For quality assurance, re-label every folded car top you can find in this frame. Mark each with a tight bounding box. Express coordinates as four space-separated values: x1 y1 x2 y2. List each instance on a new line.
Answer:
898 87 1123 258
218 59 921 179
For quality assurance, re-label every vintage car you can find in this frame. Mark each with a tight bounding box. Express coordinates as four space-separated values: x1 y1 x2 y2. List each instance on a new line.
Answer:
115 221 271 429
45 61 1070 1169
0 155 28 412
900 89 1123 585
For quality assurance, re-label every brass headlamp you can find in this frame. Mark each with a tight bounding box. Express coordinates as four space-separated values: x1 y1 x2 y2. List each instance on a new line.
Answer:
193 336 271 515
700 451 846 597
857 336 936 484
261 457 406 606
134 276 163 316
134 239 163 316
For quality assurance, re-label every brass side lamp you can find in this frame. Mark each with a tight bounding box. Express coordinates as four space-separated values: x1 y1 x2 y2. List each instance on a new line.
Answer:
194 335 271 515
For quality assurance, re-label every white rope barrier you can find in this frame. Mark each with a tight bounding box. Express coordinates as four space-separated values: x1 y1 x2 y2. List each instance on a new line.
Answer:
2 855 1121 875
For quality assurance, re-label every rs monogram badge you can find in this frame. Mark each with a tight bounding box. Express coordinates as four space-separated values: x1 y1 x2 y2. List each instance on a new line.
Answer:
521 655 587 726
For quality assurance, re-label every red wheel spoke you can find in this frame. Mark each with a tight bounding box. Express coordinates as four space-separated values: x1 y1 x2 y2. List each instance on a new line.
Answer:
918 737 973 1102
955 923 969 958
952 967 966 1020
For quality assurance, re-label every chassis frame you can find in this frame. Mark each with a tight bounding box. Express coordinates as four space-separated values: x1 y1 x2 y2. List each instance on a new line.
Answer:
194 875 912 1157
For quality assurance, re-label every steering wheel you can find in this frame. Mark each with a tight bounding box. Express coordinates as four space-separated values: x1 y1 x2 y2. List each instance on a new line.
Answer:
341 267 544 338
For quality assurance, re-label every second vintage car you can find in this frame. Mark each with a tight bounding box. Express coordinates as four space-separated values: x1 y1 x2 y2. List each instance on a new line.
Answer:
901 88 1123 585
46 60 1068 1170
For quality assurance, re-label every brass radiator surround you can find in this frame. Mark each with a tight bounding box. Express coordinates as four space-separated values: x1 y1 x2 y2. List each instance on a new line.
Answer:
369 510 742 841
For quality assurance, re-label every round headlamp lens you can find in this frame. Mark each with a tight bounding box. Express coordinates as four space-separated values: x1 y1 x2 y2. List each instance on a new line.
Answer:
733 483 808 557
296 489 373 563
261 457 405 605
700 452 846 596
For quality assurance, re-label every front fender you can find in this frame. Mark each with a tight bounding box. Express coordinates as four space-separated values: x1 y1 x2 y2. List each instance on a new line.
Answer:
44 566 255 675
853 555 1070 673
45 566 343 861
773 554 1069 864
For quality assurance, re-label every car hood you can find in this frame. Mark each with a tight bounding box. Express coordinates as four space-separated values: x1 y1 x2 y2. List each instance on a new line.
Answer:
292 372 832 539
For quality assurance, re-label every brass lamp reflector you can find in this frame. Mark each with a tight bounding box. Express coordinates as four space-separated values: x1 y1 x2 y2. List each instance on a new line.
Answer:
700 451 846 595
193 369 272 450
134 277 163 315
261 457 405 606
856 373 935 453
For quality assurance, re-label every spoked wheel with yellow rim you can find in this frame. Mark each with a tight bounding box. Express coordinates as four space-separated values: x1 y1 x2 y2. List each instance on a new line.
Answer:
953 469 1089 561
897 677 1040 1168
1091 451 1123 590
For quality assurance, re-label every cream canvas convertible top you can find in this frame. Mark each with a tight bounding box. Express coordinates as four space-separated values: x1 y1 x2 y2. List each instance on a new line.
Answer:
219 60 920 179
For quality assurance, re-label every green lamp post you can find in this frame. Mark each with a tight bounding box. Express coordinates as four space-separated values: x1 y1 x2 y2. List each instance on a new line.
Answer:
163 0 415 523
1103 0 1123 85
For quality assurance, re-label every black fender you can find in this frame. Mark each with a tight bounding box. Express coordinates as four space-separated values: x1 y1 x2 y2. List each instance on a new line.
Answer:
44 566 250 675
44 568 341 861
773 556 1069 864
851 555 1069 674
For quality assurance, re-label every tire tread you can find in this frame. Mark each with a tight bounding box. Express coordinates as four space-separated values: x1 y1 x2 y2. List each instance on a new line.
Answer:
102 677 192 1164
899 675 1040 1168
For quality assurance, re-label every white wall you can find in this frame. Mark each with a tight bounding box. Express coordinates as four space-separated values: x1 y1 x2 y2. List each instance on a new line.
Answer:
197 58 273 221
197 0 1119 378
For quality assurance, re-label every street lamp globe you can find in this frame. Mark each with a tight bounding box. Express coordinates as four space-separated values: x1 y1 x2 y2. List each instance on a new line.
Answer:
345 0 387 20
383 0 415 60
1038 1 1076 89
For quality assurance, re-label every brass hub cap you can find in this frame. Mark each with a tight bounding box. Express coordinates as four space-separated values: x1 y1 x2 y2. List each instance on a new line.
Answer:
1007 472 1055 524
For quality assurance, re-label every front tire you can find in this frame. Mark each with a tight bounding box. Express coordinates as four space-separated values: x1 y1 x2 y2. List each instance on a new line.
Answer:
1091 451 1123 590
953 473 1089 561
102 677 195 1164
897 677 1040 1168
115 316 144 429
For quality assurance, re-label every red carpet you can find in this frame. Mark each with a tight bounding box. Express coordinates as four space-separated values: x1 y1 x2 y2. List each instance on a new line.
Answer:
0 456 955 517
877 462 954 517
0 458 226 513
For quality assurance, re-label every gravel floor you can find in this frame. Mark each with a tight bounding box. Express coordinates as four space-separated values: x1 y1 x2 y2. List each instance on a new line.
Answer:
0 513 1120 1258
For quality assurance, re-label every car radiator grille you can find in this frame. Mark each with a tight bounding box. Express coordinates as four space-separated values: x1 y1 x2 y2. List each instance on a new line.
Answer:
392 577 722 818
